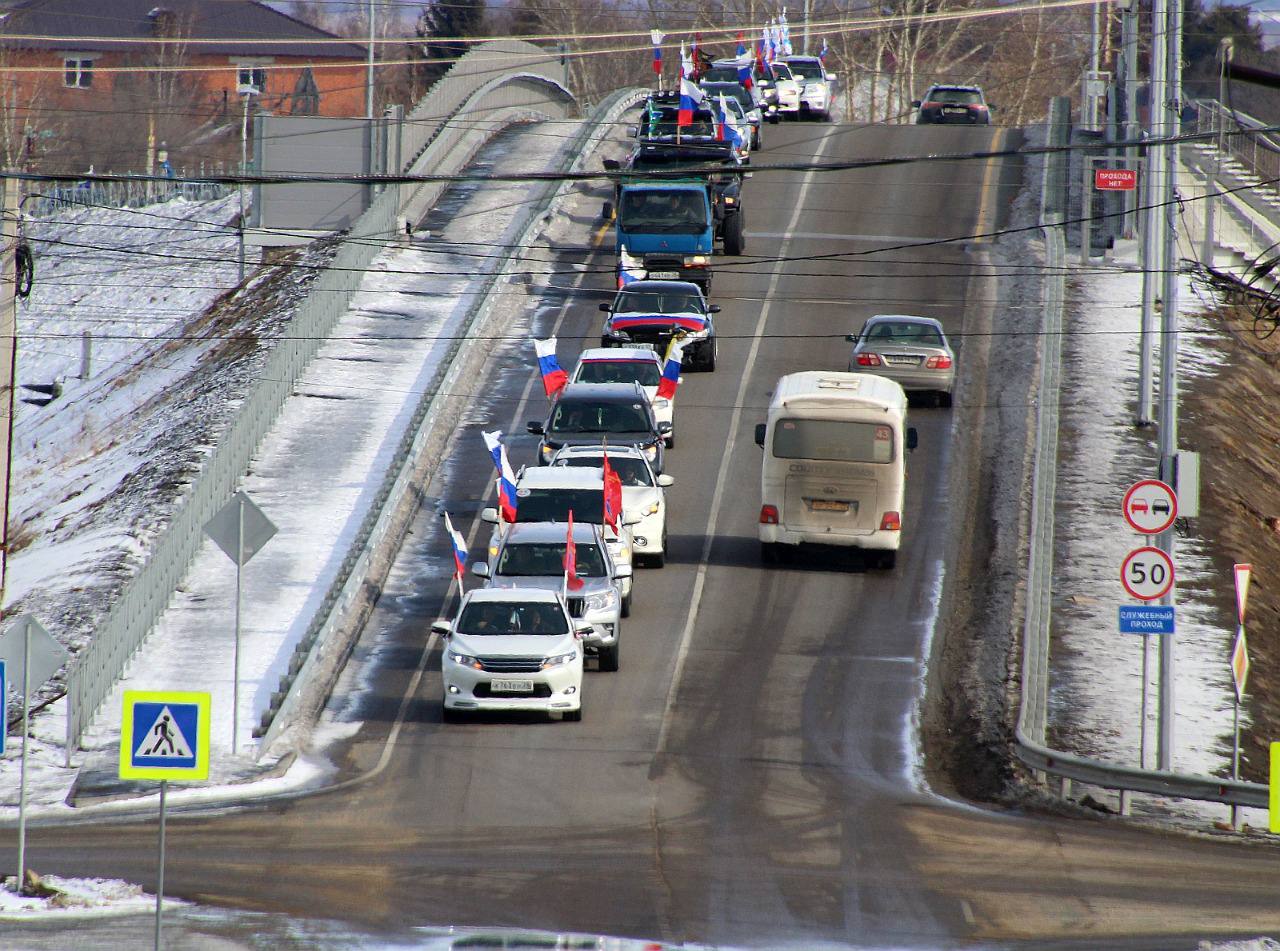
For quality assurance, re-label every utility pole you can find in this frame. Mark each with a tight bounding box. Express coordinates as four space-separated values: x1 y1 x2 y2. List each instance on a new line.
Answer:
803 0 812 53
366 0 377 120
0 175 18 613
1156 0 1184 775
237 87 256 284
1137 0 1169 427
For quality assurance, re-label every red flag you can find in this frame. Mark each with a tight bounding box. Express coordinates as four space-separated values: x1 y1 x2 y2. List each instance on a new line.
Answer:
564 510 585 591
602 449 623 533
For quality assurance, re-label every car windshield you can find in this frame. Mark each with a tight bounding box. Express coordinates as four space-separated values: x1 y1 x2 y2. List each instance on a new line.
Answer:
772 418 896 464
557 456 654 487
516 487 605 523
455 601 569 635
702 66 740 83
630 152 731 175
642 107 717 139
863 323 945 347
619 189 708 233
787 58 822 77
495 542 607 578
613 289 705 315
703 84 750 109
928 88 982 104
575 360 662 386
768 63 795 81
550 399 653 434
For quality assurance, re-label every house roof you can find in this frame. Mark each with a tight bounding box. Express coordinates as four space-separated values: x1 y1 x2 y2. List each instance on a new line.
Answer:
0 0 368 59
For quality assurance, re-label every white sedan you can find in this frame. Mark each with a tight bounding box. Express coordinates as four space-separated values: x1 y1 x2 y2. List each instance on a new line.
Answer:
550 444 674 567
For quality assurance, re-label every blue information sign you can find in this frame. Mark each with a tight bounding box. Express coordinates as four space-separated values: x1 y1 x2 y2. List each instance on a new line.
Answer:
1119 604 1175 635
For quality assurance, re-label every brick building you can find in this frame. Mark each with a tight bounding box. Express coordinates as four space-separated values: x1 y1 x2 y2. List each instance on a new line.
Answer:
0 0 369 171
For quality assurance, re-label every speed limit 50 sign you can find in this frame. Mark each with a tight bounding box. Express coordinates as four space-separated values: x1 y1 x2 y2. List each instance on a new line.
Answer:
1121 546 1176 601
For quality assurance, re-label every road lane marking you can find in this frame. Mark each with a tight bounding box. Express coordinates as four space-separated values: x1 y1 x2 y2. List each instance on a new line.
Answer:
971 128 1007 243
654 124 840 756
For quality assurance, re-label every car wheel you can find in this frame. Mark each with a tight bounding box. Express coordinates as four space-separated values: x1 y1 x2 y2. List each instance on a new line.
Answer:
761 542 780 565
752 129 762 151
703 340 717 372
442 704 464 723
621 591 632 618
723 210 745 255
598 639 620 672
876 550 897 570
562 705 582 722
939 391 953 408
648 548 665 568
602 200 614 220
665 433 675 448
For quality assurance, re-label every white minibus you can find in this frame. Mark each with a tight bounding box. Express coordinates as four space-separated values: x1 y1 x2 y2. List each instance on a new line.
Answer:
754 371 917 568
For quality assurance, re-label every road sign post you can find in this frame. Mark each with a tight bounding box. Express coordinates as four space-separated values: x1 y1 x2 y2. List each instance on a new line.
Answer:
119 690 211 951
0 615 68 897
204 491 276 754
1271 742 1280 835
1231 564 1252 829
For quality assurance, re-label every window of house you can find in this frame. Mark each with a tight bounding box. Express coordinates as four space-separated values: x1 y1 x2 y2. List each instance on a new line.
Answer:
64 58 93 88
237 66 267 93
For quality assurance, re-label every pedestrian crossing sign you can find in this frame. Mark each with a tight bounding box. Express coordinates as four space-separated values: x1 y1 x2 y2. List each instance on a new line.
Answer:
119 691 210 782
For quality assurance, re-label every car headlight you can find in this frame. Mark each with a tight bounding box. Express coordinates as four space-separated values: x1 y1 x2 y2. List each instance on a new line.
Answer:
541 650 577 669
619 545 632 561
724 196 737 205
541 444 554 459
683 254 710 267
585 589 619 612
448 651 481 669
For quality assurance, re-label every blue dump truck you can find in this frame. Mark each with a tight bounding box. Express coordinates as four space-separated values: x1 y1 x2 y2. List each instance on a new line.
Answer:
604 134 748 294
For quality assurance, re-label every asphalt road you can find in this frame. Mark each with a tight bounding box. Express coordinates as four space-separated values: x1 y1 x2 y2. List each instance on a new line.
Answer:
11 121 1280 950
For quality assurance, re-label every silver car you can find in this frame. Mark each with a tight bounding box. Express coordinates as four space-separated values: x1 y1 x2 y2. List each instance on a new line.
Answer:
473 520 630 672
845 315 956 407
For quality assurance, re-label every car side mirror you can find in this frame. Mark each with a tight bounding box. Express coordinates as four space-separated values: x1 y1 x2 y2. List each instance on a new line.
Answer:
626 126 638 138
911 100 921 108
613 563 633 580
987 103 996 112
657 421 673 435
906 427 919 452
826 73 837 82
430 620 452 638
527 421 545 435
845 334 858 342
708 304 721 313
471 562 491 578
598 301 611 312
575 621 595 637
657 474 675 487
480 507 499 524
603 158 621 171
754 423 766 447
623 512 642 526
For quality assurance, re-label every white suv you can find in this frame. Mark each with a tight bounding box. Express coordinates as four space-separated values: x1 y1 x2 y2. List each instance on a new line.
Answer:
480 465 639 607
782 55 835 120
551 444 674 567
433 588 588 721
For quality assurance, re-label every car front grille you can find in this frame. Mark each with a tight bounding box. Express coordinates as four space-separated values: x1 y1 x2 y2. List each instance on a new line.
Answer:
478 656 543 673
567 597 586 617
473 683 553 698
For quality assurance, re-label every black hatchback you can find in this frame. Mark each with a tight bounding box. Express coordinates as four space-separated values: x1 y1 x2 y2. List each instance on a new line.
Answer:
528 383 670 472
913 85 992 125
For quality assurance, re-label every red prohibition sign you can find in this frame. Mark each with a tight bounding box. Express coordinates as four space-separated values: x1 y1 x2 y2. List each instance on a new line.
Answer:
1121 546 1176 602
1122 479 1178 535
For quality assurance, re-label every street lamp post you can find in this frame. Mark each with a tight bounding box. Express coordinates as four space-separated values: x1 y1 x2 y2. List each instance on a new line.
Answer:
237 83 257 284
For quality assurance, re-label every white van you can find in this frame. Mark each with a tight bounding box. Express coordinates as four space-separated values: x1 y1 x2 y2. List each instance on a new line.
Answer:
754 371 917 568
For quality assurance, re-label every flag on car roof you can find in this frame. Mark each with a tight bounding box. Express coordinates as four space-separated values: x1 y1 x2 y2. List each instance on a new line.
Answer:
735 34 753 89
657 335 687 400
819 37 829 61
443 511 468 583
563 510 585 592
678 77 704 127
533 337 568 397
719 93 744 149
618 249 644 288
482 430 519 523
602 448 623 533
650 29 664 76
679 41 692 79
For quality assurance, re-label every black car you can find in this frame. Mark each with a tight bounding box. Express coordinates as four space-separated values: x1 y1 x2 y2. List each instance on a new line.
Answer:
528 383 670 472
599 279 719 371
912 85 991 125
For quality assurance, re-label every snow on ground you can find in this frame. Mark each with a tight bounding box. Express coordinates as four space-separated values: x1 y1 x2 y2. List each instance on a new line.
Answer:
1050 233 1269 827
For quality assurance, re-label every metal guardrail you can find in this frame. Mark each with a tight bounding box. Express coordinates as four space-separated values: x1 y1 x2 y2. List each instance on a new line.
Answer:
255 86 648 751
62 47 581 758
1188 98 1280 196
1011 98 1270 810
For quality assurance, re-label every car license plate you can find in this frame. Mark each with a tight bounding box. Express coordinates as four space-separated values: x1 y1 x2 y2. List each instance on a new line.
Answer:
490 679 535 693
884 355 923 366
808 498 851 513
649 271 681 280
943 107 967 115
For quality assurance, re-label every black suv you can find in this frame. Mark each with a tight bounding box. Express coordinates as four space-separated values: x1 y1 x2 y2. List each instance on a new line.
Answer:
912 85 991 125
528 383 670 472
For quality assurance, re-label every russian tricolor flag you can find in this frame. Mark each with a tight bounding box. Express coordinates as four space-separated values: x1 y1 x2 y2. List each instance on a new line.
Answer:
650 29 663 76
736 35 753 89
720 93 744 150
678 77 703 128
657 336 686 400
443 511 467 581
482 430 519 523
534 337 568 397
